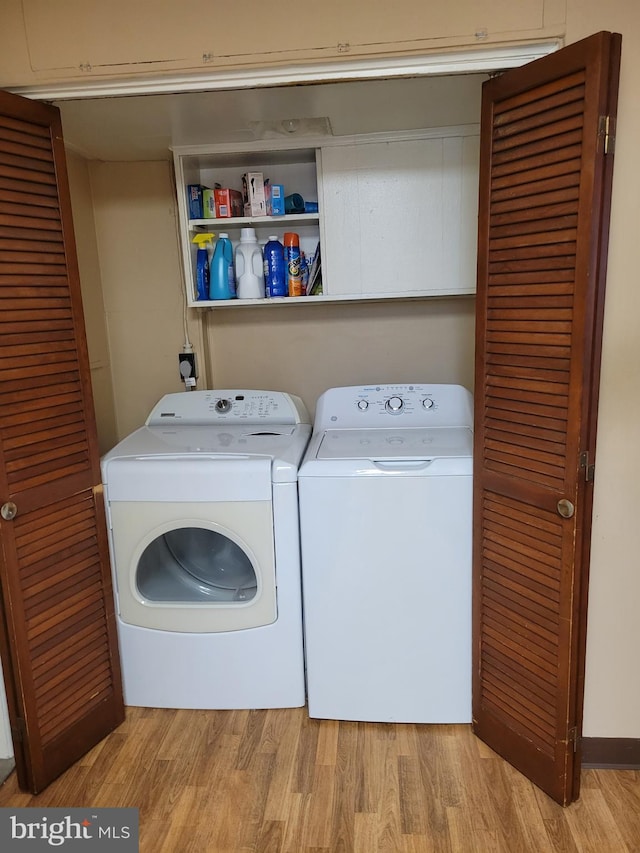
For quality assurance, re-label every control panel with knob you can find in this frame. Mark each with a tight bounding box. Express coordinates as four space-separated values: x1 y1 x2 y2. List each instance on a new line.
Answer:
323 384 473 430
385 396 405 414
146 390 308 426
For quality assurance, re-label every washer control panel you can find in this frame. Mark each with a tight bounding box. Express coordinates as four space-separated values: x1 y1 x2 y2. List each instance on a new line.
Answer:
314 384 473 430
146 390 309 426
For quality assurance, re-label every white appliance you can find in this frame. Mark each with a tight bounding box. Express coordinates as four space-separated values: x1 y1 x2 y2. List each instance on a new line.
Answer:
101 390 311 709
299 383 473 723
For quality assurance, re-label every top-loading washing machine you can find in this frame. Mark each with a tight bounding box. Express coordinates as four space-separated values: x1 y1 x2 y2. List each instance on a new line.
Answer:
298 383 473 723
101 389 311 709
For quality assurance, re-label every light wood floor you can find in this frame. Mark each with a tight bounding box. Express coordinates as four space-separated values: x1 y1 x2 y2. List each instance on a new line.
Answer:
0 707 638 852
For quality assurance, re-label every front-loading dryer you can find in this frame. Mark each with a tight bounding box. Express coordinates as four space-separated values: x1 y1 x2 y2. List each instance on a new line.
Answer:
101 390 310 709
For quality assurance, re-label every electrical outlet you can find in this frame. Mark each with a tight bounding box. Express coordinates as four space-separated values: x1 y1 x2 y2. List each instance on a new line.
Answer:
178 352 197 386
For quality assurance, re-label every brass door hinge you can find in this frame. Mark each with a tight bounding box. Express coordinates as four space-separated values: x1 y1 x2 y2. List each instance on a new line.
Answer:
569 726 580 752
580 451 595 483
598 115 615 154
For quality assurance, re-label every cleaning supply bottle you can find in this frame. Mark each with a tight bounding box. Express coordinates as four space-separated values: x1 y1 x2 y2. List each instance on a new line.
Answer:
263 235 287 298
284 232 302 297
235 227 265 299
209 233 236 300
192 233 214 301
299 251 309 295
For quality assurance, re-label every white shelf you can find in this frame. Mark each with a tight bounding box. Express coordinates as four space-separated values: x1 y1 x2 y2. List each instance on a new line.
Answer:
190 288 476 309
189 213 319 230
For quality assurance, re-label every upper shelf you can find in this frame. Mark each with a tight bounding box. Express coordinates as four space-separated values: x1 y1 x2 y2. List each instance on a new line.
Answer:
189 213 319 230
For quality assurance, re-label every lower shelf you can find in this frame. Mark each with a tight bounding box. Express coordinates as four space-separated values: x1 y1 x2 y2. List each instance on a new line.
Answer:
189 289 476 308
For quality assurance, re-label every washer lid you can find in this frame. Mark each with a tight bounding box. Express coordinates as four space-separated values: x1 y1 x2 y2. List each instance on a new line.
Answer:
315 427 473 461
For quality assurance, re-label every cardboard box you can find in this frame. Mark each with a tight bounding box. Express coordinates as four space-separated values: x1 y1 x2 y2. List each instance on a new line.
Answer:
242 172 266 216
265 182 285 216
186 184 205 220
214 188 244 218
202 189 216 219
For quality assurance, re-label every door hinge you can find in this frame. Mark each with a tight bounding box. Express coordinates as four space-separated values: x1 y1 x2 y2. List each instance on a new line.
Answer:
580 451 595 483
598 115 615 154
11 717 26 743
569 726 580 752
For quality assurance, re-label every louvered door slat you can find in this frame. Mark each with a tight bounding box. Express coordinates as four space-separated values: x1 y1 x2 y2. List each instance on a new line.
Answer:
0 89 123 794
0 215 61 231
490 229 577 251
492 144 583 177
33 621 107 679
487 429 565 459
490 187 581 217
473 32 621 805
492 158 583 192
2 401 83 431
494 72 586 119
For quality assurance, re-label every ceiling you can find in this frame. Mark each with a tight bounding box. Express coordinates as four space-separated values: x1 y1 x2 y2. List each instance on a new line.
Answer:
55 73 486 162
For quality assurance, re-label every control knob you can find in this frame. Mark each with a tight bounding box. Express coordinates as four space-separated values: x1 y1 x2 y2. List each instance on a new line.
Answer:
357 400 369 411
215 398 233 413
423 398 435 409
385 396 404 413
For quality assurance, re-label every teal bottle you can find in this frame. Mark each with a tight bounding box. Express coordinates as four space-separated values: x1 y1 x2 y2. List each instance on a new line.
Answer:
209 233 236 300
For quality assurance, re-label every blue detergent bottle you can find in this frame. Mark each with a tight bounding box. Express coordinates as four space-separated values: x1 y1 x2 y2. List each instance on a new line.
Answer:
263 235 287 297
209 233 236 300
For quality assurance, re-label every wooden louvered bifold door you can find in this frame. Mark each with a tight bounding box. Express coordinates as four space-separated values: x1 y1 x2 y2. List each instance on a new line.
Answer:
473 32 621 806
0 89 124 793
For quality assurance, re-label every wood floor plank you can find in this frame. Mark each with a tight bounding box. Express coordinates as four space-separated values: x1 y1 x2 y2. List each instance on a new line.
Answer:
398 754 427 835
356 723 384 815
261 711 303 823
586 768 640 850
315 717 339 766
509 766 558 851
564 786 630 852
277 791 304 853
303 764 335 848
0 706 638 851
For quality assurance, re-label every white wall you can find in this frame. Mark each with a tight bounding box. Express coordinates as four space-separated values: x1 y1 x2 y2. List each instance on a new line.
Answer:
0 659 13 759
564 1 640 738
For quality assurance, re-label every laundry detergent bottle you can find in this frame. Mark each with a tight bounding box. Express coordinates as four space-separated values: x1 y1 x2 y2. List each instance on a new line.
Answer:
209 233 236 300
263 235 287 297
235 227 265 299
192 233 214 301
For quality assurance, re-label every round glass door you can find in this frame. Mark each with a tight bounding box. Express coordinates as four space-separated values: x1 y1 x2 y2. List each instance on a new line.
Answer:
136 527 258 603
